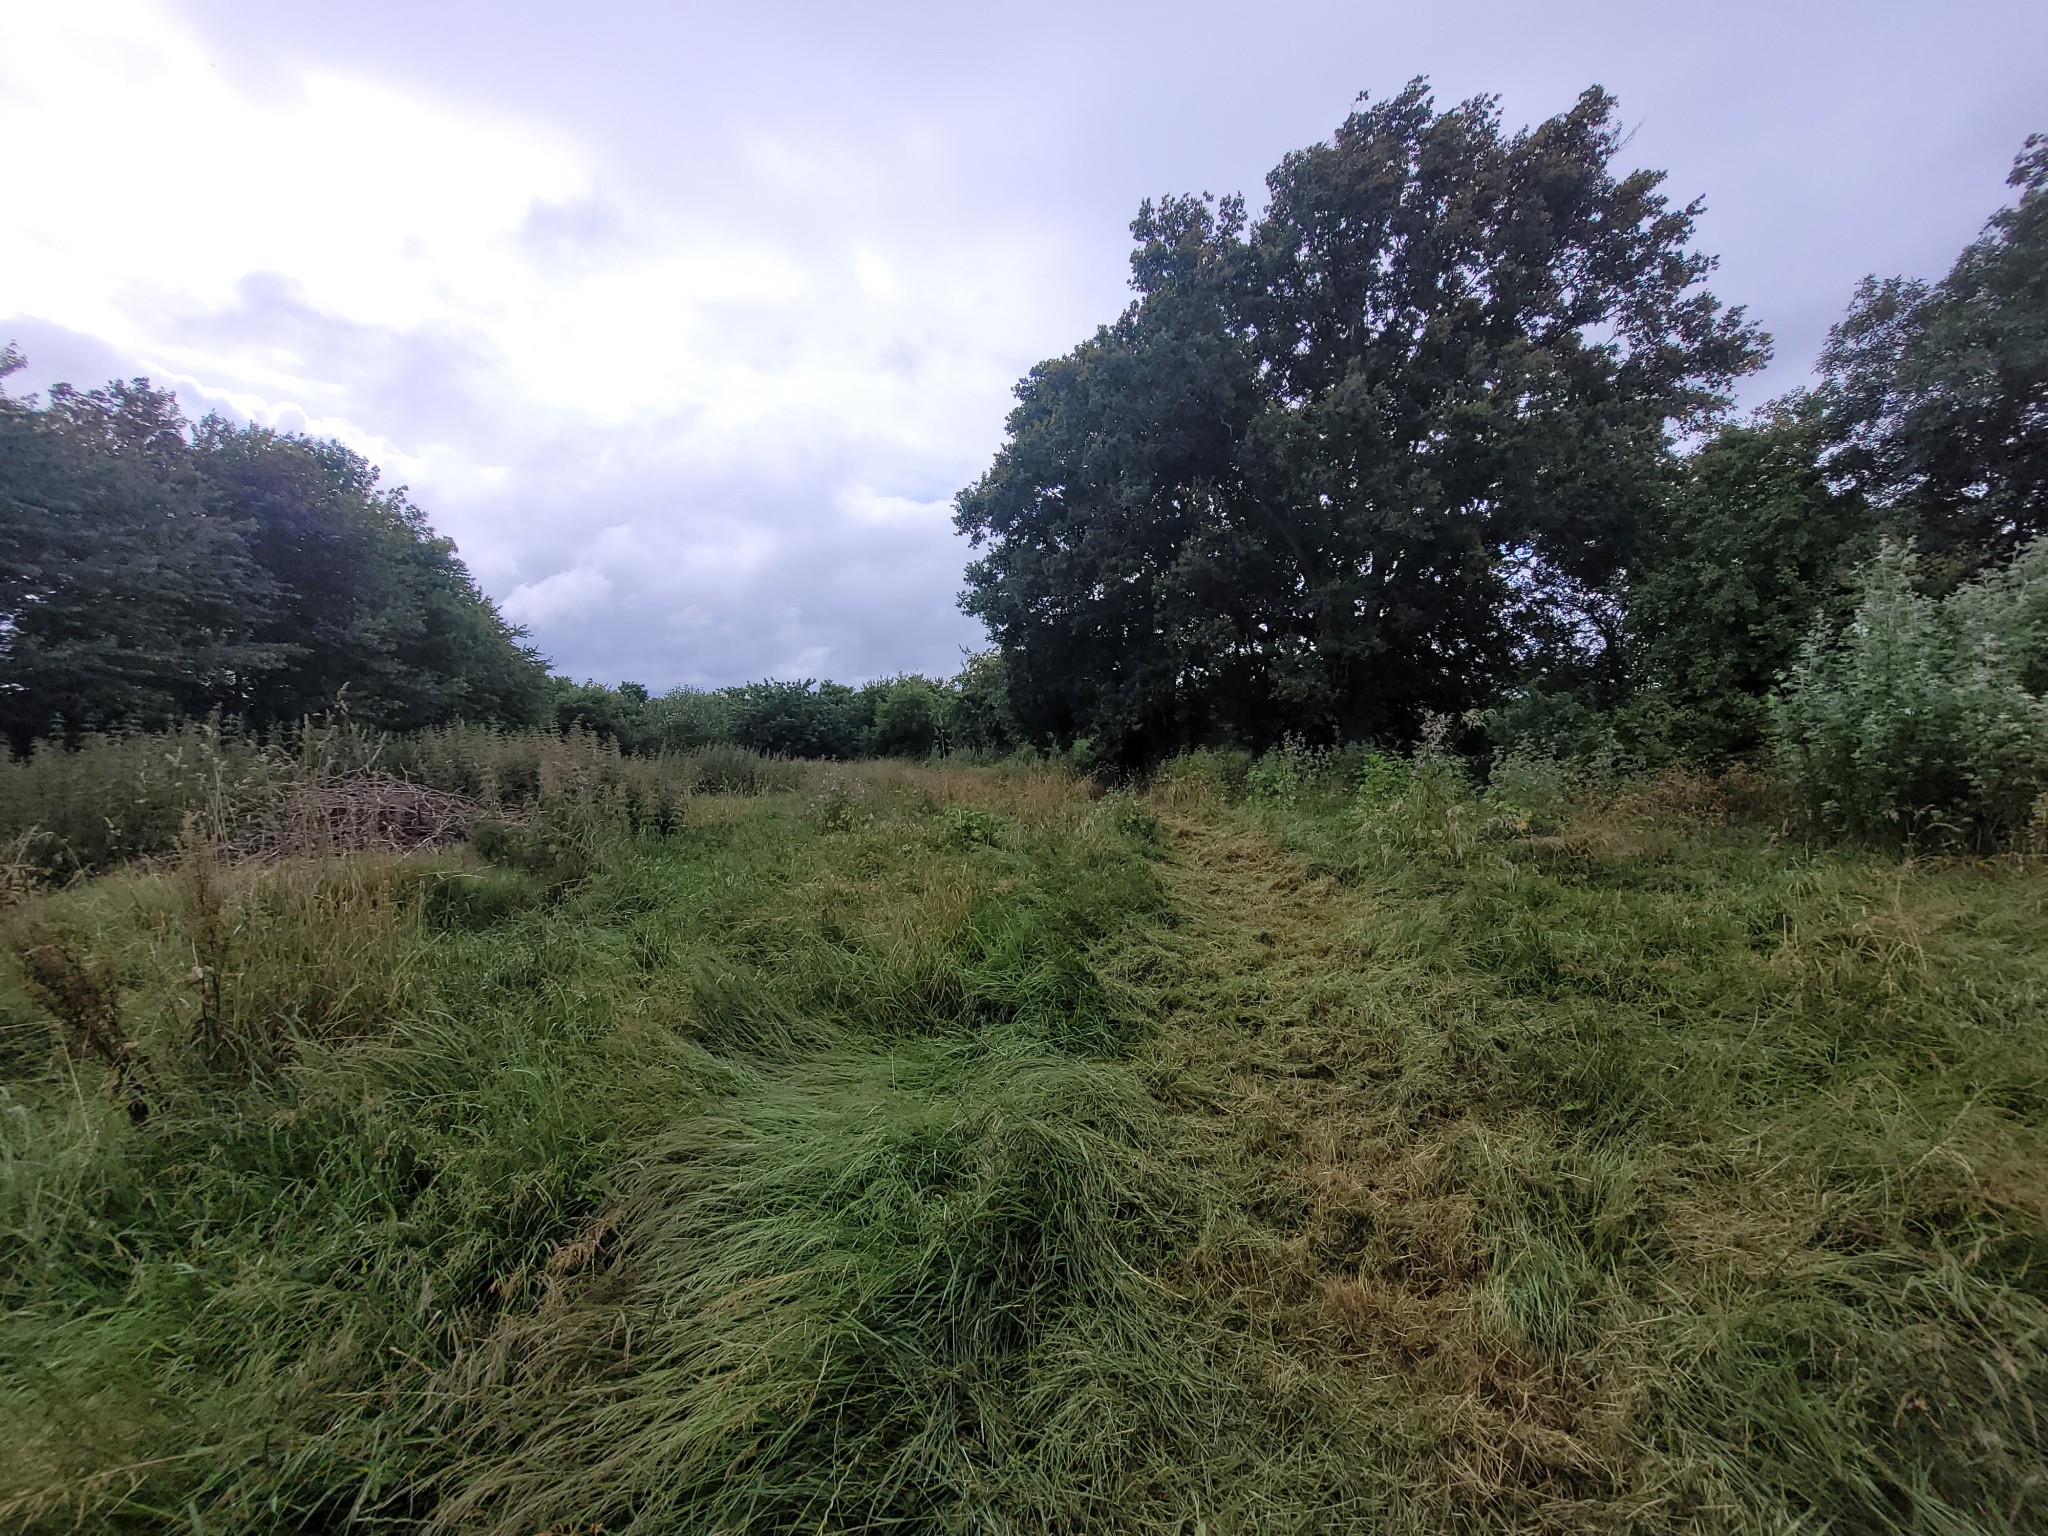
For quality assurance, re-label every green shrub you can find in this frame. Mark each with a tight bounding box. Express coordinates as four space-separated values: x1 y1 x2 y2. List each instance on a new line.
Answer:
1774 536 2048 845
863 675 948 758
1352 749 1413 813
932 802 1008 849
640 687 735 752
1243 737 1371 806
1244 738 1316 804
724 679 868 759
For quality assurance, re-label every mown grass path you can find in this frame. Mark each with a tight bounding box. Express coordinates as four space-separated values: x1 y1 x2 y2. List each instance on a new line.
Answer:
1128 790 2048 1532
1133 802 1554 1529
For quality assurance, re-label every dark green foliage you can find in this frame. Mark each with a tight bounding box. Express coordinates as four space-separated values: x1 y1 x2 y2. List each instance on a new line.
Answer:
944 649 1019 755
1628 401 1869 758
1821 135 2048 581
0 360 284 751
549 676 657 749
195 420 551 732
545 662 1021 767
722 677 870 759
958 81 1764 764
1502 135 2047 781
0 353 1011 767
863 673 948 757
958 193 1264 761
0 352 549 750
638 684 733 752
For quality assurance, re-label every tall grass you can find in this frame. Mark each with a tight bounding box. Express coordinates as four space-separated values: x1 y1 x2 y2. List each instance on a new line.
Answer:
0 721 809 887
1 737 2044 1531
0 759 1205 1530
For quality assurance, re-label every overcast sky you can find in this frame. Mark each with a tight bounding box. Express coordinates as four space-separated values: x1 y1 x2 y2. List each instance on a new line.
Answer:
3 1 2042 688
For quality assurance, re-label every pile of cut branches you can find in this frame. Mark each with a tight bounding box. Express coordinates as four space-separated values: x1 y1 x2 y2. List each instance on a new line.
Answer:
226 774 482 862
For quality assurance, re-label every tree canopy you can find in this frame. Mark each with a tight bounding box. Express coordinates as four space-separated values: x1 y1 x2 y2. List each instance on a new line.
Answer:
957 81 1765 763
1624 400 1868 759
1820 135 2048 583
0 352 549 750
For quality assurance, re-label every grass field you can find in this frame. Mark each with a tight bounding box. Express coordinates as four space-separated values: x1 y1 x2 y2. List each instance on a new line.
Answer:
2 753 2044 1532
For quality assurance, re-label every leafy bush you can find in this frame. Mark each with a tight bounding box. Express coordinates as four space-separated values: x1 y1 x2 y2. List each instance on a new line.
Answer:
932 802 1008 849
863 675 948 758
1351 749 1413 813
724 679 869 759
638 686 733 752
1244 737 1321 804
1774 537 2048 845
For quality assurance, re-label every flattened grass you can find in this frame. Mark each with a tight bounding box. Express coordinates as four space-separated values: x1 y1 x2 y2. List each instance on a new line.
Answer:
0 763 1204 1531
1 755 2044 1532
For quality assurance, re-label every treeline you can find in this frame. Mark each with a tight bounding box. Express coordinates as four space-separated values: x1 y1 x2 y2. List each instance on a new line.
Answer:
0 346 1022 765
548 651 1018 761
0 352 553 752
957 86 2048 792
6 84 2043 842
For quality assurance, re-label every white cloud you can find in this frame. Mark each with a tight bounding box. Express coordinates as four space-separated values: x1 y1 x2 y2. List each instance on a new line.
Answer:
0 0 1010 682
0 4 586 344
502 565 617 629
8 0 2037 689
841 485 954 525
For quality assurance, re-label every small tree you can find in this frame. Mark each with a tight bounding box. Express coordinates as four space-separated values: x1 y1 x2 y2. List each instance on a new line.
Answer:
945 650 1019 756
863 676 947 759
1627 400 1868 759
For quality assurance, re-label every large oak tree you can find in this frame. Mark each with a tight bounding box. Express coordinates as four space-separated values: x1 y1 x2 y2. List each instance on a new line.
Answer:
956 82 1764 762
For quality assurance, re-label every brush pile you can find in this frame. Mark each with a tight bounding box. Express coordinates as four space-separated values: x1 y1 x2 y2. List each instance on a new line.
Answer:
226 774 482 862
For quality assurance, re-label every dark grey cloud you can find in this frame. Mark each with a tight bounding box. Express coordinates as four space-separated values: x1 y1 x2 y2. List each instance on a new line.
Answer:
7 0 2043 686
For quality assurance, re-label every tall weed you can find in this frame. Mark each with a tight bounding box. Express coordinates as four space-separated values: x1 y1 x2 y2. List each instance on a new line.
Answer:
1776 535 2048 845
